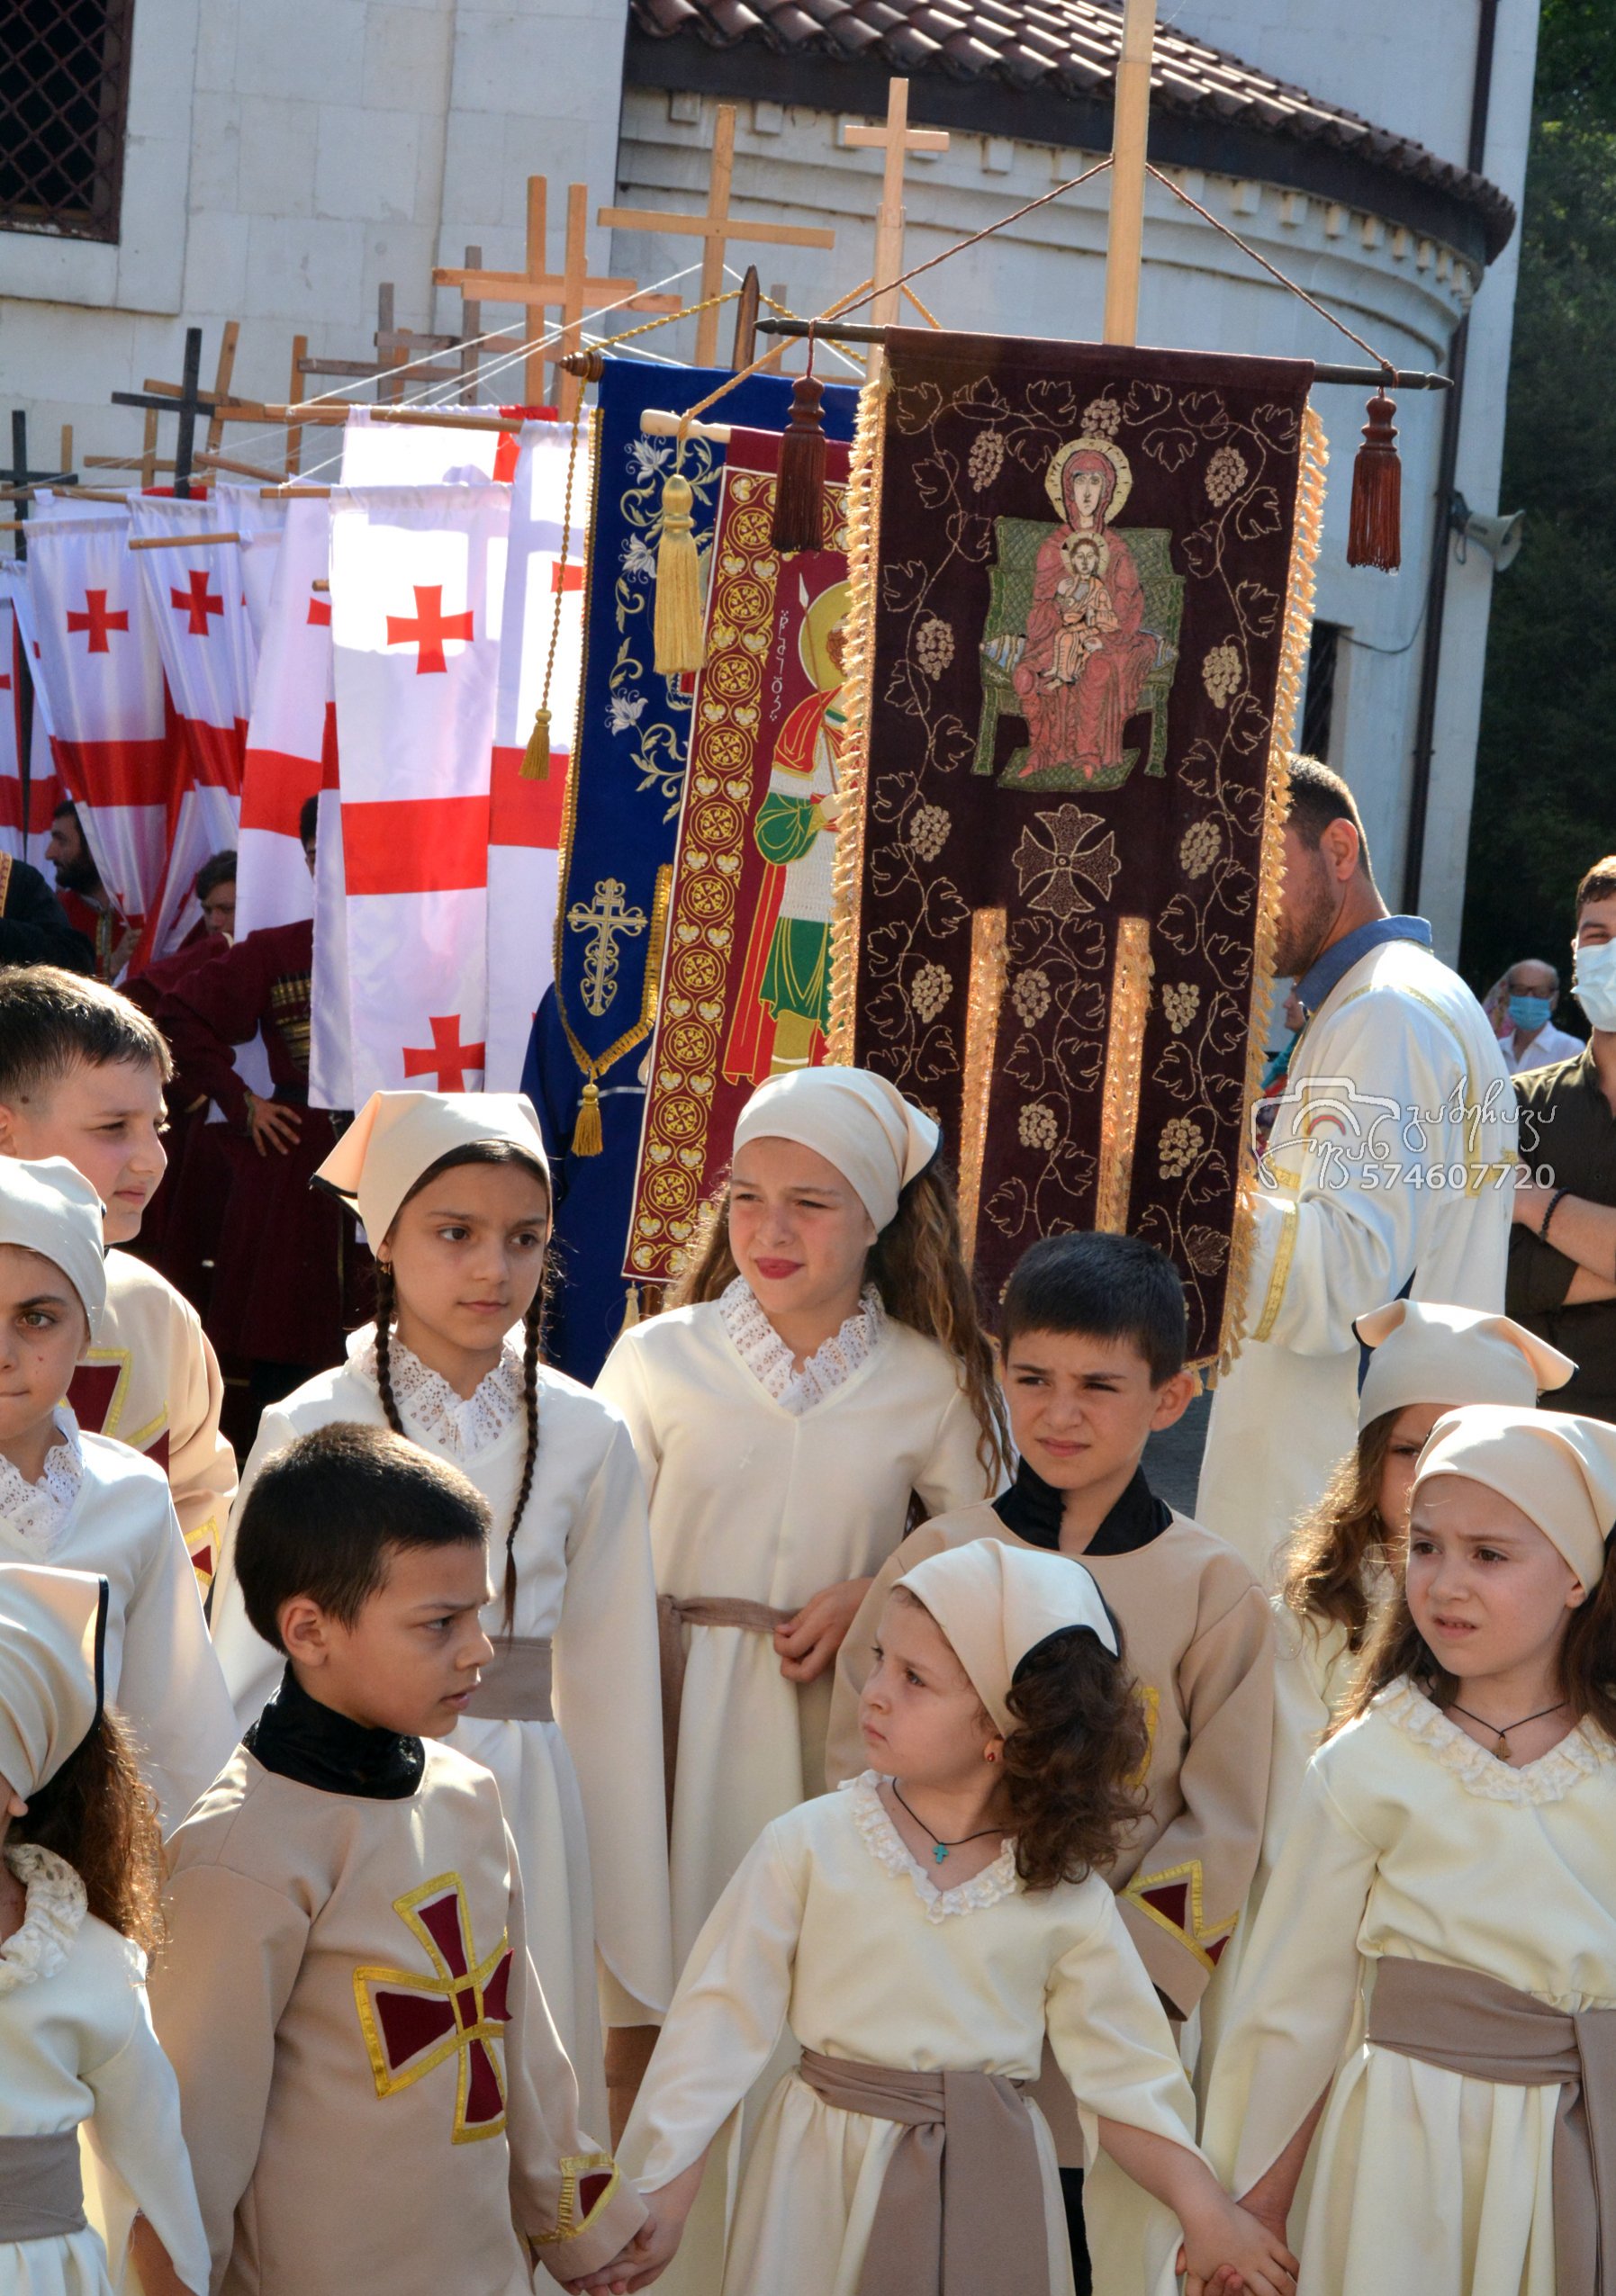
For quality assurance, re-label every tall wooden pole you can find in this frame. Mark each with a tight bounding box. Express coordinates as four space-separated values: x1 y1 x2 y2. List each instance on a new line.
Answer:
1102 0 1158 347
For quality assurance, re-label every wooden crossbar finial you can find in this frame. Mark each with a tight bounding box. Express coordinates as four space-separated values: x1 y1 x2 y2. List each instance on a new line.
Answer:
841 81 950 379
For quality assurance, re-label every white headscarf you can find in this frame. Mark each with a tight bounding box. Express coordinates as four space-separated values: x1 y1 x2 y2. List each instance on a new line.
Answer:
1413 1405 1616 1590
1354 1299 1576 1430
0 1157 107 1337
732 1067 939 1231
314 1091 549 1245
897 1541 1119 1737
0 1563 106 1797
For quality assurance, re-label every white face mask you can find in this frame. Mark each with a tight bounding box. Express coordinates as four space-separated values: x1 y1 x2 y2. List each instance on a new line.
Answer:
1574 939 1616 1033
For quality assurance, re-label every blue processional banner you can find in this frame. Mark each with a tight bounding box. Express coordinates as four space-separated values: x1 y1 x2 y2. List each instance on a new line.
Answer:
523 357 860 1381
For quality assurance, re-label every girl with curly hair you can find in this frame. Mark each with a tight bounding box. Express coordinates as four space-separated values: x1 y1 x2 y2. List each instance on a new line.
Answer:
594 1543 1295 2296
208 1090 672 2146
0 1562 209 2295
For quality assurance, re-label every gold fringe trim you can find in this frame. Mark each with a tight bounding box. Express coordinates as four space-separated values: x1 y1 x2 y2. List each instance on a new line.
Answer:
1214 400 1328 1378
826 373 888 1066
958 906 1009 1260
1095 916 1154 1235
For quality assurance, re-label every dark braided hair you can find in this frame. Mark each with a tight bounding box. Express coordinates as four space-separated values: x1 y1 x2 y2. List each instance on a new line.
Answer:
371 1140 551 1633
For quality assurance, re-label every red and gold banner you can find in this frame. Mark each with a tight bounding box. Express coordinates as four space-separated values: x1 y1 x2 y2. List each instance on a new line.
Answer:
625 428 852 1285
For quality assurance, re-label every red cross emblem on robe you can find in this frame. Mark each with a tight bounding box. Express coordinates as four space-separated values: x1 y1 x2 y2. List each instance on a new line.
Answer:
354 1873 515 2142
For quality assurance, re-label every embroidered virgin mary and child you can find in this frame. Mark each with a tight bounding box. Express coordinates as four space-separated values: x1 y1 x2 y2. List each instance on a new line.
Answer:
1013 438 1160 783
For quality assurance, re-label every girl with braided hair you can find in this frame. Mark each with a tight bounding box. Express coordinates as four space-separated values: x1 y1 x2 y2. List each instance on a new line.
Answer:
209 1091 672 2146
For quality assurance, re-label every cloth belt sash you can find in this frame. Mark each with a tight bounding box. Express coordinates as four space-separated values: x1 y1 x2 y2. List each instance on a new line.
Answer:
0 2132 86 2242
460 1634 554 1722
1368 1957 1616 2296
657 1593 792 1820
796 2048 1048 2296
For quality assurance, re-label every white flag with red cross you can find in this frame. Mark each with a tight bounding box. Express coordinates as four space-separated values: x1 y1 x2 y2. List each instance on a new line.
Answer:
218 482 287 661
24 510 175 938
237 497 331 938
128 497 255 966
339 405 538 488
484 415 591 1087
326 483 509 1107
1 563 64 861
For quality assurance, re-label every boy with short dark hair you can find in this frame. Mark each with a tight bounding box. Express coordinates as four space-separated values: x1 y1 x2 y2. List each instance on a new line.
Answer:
827 1231 1274 2293
0 965 236 1591
144 1422 644 2296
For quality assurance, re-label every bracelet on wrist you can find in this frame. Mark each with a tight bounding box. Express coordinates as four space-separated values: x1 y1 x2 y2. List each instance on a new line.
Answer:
1540 1186 1568 1243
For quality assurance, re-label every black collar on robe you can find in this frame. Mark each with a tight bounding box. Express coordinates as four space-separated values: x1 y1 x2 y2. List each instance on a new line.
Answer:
993 1460 1172 1555
245 1665 426 1800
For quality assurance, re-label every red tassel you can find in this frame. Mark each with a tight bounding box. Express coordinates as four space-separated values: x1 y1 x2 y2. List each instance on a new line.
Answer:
1348 388 1402 572
770 374 827 556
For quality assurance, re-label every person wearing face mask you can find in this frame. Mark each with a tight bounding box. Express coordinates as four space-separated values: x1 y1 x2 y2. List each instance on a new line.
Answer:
1486 956 1583 1075
1195 756 1516 1586
1508 855 1616 1424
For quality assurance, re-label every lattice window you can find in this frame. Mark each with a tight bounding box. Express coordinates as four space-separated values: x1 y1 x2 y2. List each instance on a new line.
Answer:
0 0 135 241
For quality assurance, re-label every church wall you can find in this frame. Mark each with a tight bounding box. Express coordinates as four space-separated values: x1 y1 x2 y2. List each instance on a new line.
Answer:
613 85 1500 965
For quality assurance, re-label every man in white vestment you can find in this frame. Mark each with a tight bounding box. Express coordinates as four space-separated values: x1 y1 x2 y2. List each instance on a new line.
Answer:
1196 757 1515 1583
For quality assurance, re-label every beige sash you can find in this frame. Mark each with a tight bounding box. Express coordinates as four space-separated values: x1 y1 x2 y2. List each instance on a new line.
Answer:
657 1593 792 1818
0 2131 85 2242
797 2047 1048 2296
1368 1957 1616 2296
461 1634 554 1723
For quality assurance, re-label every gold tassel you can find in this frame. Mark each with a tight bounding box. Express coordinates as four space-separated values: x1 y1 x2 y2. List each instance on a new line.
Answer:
520 706 552 781
653 467 704 675
619 1283 641 1334
572 1076 604 1156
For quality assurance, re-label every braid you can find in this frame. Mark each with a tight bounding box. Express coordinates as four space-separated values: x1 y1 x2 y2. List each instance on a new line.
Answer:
503 1294 543 1631
373 1262 405 1436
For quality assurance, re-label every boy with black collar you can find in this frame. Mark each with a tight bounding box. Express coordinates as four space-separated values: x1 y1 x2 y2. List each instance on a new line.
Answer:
141 1423 643 2296
827 1231 1274 2293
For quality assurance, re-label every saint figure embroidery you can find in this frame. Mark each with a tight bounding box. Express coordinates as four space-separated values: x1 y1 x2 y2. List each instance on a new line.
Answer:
976 437 1184 792
724 577 850 1081
354 1873 514 2143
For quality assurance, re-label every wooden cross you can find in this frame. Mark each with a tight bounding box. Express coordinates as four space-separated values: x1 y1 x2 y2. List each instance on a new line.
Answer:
1104 0 1159 346
110 326 217 498
295 283 463 406
841 81 950 380
599 105 835 367
435 179 682 419
94 320 273 483
0 413 79 557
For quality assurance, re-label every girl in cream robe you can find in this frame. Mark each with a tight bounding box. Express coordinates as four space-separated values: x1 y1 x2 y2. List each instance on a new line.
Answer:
1203 1406 1616 2293
208 1092 672 2141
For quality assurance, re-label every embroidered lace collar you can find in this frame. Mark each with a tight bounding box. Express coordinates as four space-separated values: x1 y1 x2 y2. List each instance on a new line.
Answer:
720 1279 886 1416
0 1414 83 1557
1379 1678 1616 1805
0 1843 86 1994
358 1328 527 1462
843 1772 1017 1922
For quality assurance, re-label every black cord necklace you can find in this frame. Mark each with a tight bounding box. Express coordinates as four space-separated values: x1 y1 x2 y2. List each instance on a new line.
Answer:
889 1780 1005 1866
1448 1698 1567 1762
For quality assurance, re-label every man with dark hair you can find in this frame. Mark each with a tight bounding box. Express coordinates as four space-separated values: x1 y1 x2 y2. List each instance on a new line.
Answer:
298 793 320 873
1195 754 1514 1582
193 850 238 940
0 849 95 974
1507 854 1616 1423
44 799 133 980
0 965 237 1588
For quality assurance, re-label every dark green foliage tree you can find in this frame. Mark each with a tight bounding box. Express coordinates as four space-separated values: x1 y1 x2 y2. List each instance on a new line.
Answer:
1460 0 1616 1004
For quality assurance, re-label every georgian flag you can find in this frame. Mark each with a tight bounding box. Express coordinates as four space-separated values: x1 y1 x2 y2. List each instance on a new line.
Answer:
24 509 174 939
218 482 288 661
237 496 330 938
0 568 59 861
128 496 254 964
339 405 515 488
484 416 591 1087
322 482 509 1108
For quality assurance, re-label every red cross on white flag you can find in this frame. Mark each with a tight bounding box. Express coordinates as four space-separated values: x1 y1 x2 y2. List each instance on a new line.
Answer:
320 482 509 1108
0 563 63 863
24 509 175 945
238 495 331 941
484 417 593 1086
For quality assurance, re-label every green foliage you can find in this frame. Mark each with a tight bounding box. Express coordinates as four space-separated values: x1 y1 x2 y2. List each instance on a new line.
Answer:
1461 0 1616 994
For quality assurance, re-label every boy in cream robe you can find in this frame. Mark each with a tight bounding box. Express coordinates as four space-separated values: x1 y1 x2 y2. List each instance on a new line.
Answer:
826 1232 1274 2291
0 968 236 1595
146 1424 644 2296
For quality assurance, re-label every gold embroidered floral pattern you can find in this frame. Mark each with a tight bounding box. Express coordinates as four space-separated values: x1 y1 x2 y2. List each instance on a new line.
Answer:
968 431 1006 491
1162 981 1200 1033
1200 644 1242 708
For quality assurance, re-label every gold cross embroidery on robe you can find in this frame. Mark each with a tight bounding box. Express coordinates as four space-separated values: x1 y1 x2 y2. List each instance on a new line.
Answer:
354 1872 514 2143
1124 1853 1238 1975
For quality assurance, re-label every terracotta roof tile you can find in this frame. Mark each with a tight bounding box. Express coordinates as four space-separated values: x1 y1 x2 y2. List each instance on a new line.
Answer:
628 0 1512 257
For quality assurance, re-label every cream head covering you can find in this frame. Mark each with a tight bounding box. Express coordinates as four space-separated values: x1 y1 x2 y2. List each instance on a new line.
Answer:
314 1091 550 1245
0 1157 107 1337
1355 1300 1577 1430
731 1067 940 1232
1413 1405 1616 1590
0 1563 106 1798
896 1541 1119 1738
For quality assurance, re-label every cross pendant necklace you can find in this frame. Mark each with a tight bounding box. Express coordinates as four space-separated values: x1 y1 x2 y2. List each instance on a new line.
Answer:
890 1781 1003 1865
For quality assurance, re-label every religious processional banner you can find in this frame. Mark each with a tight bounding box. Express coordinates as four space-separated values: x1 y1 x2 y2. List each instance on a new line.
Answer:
624 427 853 1287
829 332 1325 1365
523 358 859 1381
